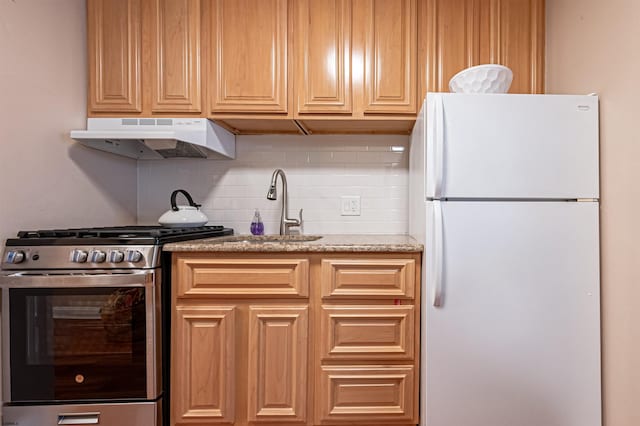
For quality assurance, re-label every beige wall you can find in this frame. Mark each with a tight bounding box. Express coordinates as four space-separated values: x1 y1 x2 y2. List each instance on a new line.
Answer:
547 1 640 425
0 0 137 244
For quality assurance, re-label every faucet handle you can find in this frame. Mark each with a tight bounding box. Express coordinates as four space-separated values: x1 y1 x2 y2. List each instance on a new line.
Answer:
284 208 304 234
298 209 304 232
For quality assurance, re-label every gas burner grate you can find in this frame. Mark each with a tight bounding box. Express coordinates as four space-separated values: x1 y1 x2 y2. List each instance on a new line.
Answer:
10 225 233 246
17 225 225 239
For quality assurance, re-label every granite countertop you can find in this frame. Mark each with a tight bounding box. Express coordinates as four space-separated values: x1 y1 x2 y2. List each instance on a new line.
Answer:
164 234 423 253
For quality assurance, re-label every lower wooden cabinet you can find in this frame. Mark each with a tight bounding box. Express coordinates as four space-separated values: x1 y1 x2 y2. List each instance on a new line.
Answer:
171 252 421 426
247 306 308 422
320 305 415 361
318 365 416 423
172 305 236 424
172 304 309 425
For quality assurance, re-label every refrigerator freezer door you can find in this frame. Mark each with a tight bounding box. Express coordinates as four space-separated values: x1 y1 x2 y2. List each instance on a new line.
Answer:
424 93 599 199
423 200 601 426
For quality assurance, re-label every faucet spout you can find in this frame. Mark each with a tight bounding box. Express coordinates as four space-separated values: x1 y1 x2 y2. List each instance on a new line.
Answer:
266 169 302 235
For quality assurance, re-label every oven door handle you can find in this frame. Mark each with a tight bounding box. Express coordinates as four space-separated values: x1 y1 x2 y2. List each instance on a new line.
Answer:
57 412 100 425
0 270 154 288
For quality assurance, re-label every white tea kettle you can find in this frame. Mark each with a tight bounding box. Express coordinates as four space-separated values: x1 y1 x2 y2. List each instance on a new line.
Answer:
158 189 209 227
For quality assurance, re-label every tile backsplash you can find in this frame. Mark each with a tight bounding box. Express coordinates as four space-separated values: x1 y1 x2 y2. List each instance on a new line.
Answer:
137 134 409 235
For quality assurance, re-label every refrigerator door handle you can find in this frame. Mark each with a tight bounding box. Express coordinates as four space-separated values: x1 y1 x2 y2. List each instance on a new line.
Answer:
434 95 445 198
433 200 444 307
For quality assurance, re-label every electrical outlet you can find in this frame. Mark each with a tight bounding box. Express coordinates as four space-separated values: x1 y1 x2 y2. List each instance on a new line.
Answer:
340 196 361 216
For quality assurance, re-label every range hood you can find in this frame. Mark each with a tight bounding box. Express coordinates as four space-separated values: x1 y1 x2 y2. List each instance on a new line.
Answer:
70 118 235 160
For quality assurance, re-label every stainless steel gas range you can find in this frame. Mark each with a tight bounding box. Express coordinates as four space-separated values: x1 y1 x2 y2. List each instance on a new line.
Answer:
0 226 233 426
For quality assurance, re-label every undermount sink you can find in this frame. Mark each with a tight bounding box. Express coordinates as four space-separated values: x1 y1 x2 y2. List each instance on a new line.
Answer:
213 235 323 244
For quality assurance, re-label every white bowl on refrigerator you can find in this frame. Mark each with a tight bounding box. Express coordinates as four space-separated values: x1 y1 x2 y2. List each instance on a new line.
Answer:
449 64 513 94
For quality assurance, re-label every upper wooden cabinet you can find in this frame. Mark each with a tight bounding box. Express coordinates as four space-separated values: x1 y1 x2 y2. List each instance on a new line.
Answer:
87 0 545 129
88 0 203 116
486 0 545 94
149 0 202 113
419 0 545 99
295 0 352 115
208 0 290 114
361 0 417 114
88 0 142 113
294 0 418 134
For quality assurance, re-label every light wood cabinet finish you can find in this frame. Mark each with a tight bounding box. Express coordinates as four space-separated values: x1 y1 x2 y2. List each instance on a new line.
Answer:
86 0 544 131
321 258 416 299
362 0 417 114
321 305 414 360
248 306 308 422
296 0 352 114
318 365 416 423
172 305 235 425
484 0 545 94
295 0 418 134
174 256 310 298
172 252 421 426
420 0 545 98
208 0 289 114
150 0 201 112
88 0 142 113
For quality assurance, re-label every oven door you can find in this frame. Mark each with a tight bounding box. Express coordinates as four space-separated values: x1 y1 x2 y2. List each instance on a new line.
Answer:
1 270 160 404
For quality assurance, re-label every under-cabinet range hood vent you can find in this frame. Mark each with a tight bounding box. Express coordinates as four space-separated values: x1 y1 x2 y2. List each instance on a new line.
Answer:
70 118 236 160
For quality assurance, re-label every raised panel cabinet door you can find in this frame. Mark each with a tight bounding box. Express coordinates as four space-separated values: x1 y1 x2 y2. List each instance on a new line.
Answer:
296 0 352 114
174 256 310 298
172 305 235 425
320 258 415 299
320 305 415 360
421 0 480 94
318 365 416 423
247 306 308 423
209 0 289 113
362 0 417 114
88 0 142 113
484 0 545 93
421 0 545 96
150 0 201 112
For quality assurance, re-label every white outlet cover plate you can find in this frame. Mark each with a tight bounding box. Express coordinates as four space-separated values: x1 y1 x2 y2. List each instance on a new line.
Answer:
340 195 361 216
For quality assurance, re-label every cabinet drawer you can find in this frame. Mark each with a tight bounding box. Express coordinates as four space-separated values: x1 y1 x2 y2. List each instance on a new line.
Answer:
321 305 414 360
175 257 309 297
321 258 415 299
318 365 416 424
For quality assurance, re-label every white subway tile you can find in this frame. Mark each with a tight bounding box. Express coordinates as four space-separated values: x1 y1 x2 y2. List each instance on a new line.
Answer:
138 135 410 235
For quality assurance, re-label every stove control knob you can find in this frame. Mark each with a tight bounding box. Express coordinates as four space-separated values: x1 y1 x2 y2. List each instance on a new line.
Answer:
70 250 88 263
108 250 125 263
5 250 26 264
89 250 107 263
125 250 144 263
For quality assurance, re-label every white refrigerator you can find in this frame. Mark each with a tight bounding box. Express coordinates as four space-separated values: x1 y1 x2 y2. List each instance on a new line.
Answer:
409 93 601 426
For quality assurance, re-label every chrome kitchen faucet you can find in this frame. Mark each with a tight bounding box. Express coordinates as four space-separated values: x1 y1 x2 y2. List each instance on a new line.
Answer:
267 169 303 235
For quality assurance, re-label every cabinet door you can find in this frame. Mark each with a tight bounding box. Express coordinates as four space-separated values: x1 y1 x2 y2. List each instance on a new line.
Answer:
361 0 417 114
88 0 142 113
174 256 310 298
172 305 235 425
320 258 416 299
420 0 544 96
150 0 201 112
320 305 415 360
318 365 416 423
421 0 479 95
481 0 545 94
296 0 352 114
209 0 289 113
247 306 308 423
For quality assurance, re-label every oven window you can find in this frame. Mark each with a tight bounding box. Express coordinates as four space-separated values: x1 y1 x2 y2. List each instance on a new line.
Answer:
9 287 147 402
